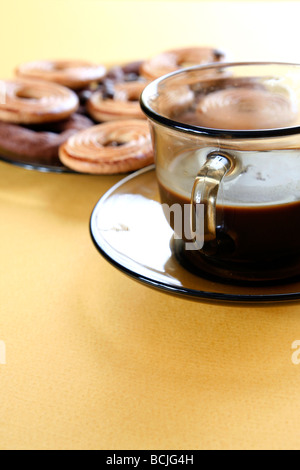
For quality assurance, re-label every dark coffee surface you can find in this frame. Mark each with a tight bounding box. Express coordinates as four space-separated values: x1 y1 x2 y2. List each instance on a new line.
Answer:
159 182 300 282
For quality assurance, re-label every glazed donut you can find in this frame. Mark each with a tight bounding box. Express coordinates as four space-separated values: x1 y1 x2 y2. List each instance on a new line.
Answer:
0 114 94 166
0 79 79 124
140 47 226 80
87 81 148 122
196 87 298 130
59 119 154 174
16 60 107 90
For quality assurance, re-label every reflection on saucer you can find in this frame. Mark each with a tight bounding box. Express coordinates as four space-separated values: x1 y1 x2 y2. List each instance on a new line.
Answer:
94 192 174 281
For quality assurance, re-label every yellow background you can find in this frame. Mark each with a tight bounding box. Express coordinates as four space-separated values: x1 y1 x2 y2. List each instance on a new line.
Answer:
1 0 300 451
2 0 300 77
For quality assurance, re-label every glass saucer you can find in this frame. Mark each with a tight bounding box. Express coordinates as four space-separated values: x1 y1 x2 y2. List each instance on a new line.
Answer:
90 165 300 303
0 155 74 173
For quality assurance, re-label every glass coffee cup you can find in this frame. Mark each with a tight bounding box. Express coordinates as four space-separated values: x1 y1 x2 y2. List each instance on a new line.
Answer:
140 62 300 283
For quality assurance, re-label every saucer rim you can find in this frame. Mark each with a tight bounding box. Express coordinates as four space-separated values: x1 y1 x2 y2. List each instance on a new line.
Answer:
90 165 300 304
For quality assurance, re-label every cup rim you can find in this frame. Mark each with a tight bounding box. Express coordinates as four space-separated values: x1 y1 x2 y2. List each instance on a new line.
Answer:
140 61 300 139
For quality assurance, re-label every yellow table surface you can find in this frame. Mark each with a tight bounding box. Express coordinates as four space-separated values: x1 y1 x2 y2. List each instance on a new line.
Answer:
1 0 300 451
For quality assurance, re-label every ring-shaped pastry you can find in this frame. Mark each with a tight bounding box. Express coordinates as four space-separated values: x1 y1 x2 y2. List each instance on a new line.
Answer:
59 119 154 174
87 81 148 122
140 47 226 80
196 87 298 130
0 79 79 124
16 60 106 90
0 114 94 166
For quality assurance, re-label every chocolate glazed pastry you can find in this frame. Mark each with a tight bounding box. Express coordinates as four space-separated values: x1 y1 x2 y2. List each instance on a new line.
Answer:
87 80 148 122
0 113 94 167
106 60 145 83
77 61 146 119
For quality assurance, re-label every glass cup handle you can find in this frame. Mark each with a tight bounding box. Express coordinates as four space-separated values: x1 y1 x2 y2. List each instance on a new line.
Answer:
191 151 233 255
